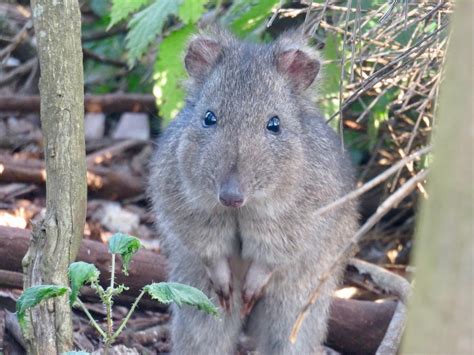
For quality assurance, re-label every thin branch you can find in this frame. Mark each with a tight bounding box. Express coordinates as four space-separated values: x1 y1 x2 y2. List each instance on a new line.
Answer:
313 145 432 217
76 298 107 338
290 169 429 344
375 301 407 355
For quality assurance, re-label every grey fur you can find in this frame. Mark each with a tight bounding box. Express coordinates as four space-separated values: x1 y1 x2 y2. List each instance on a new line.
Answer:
148 28 358 355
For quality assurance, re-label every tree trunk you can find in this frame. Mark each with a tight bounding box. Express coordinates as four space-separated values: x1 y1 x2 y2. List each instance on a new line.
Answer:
401 1 473 353
21 0 86 354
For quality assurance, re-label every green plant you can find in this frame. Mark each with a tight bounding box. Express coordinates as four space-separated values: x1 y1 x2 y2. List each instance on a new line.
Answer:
16 233 218 353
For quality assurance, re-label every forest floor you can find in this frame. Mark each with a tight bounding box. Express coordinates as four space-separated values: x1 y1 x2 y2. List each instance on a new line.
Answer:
0 107 412 354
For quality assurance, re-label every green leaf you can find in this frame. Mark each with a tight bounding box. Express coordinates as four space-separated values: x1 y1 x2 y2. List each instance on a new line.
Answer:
109 0 151 28
154 24 195 123
223 0 280 37
126 0 182 63
108 233 141 275
68 262 100 305
16 285 68 329
145 282 218 316
178 0 207 24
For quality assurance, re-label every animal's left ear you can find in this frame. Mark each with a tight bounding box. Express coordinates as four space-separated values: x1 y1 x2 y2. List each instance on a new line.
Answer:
275 37 320 92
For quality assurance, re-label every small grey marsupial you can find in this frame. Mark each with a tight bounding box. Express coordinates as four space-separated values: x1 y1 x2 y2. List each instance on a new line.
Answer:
148 27 358 355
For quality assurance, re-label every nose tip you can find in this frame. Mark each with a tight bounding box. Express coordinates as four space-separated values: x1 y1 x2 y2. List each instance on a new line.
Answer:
219 172 245 208
219 193 244 208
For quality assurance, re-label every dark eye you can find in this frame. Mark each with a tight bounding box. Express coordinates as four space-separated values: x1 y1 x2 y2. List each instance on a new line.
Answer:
266 116 281 134
203 110 217 127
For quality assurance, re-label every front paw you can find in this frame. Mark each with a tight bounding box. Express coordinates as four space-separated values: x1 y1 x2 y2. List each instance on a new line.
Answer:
210 277 233 312
241 263 273 317
205 257 233 312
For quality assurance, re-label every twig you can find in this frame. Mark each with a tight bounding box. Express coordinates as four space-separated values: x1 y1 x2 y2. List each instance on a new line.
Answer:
0 58 37 87
0 20 32 61
82 48 128 68
86 139 146 166
111 290 146 342
290 169 429 344
375 301 407 355
326 24 447 123
313 146 432 217
76 298 107 338
348 258 411 302
338 0 353 149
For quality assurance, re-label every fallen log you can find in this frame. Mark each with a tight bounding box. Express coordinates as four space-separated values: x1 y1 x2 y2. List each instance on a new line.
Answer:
0 155 143 200
0 226 167 300
0 226 395 354
0 94 156 114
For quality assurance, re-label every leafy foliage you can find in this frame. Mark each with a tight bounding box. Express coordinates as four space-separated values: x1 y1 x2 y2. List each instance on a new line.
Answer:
154 24 195 122
178 0 207 24
109 0 151 29
68 262 100 305
108 233 141 275
125 0 181 63
16 230 217 350
145 282 218 316
16 285 68 328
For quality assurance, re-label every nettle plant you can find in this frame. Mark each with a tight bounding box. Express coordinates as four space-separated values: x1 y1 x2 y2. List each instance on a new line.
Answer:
16 233 218 352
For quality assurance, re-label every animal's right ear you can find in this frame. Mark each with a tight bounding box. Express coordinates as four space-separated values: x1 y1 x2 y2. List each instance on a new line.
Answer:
184 36 221 79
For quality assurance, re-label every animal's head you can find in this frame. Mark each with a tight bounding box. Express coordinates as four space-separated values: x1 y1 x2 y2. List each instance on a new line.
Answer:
176 28 322 209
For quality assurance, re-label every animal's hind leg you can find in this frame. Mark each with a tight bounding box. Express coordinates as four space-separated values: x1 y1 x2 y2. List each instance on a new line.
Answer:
245 273 338 355
171 304 242 355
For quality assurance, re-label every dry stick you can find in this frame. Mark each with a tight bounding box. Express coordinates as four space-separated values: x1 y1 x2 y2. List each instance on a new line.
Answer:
347 258 410 355
349 0 362 83
326 24 447 123
308 0 330 37
375 302 407 355
0 58 37 87
0 20 32 60
313 145 431 218
338 0 353 150
86 139 145 166
266 0 285 28
390 76 441 193
348 258 411 302
289 169 429 344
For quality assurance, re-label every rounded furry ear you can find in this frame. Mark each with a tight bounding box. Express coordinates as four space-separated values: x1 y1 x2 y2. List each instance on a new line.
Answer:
184 35 222 79
275 35 320 92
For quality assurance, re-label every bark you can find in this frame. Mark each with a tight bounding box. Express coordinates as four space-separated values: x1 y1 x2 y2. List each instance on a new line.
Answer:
401 2 473 353
21 0 87 354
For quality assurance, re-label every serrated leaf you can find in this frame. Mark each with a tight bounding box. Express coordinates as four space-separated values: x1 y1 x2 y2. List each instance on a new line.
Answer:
16 285 68 329
108 0 151 28
126 0 182 63
145 282 218 316
178 0 207 24
108 233 141 275
154 24 195 123
68 262 100 305
224 0 280 37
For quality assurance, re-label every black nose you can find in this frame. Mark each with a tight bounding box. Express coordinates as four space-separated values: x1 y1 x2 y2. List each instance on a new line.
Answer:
219 172 245 208
219 193 244 208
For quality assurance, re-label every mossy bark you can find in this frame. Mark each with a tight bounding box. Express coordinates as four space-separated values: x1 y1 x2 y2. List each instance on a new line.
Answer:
401 1 473 353
22 0 86 354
